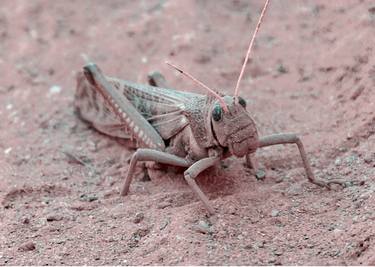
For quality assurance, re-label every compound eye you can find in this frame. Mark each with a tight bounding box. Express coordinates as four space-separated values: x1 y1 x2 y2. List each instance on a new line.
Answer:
212 104 223 121
238 96 246 108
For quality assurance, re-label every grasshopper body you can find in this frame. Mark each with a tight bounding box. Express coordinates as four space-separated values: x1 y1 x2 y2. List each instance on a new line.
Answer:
74 64 343 214
75 0 344 214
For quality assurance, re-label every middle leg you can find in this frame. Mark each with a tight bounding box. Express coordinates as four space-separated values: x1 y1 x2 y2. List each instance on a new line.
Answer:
121 148 190 196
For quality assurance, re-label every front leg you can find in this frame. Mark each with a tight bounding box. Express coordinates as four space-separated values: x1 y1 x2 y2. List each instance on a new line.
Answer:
121 148 190 196
258 133 345 188
184 156 220 214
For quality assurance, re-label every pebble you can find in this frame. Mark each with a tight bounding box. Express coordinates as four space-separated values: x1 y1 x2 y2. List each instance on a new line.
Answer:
255 169 266 180
157 202 172 209
48 85 61 95
277 63 288 74
271 209 280 217
287 184 303 196
69 202 97 211
273 250 283 256
193 220 212 234
46 214 63 222
268 257 277 264
80 194 98 202
243 244 252 250
364 154 373 164
21 217 30 224
274 176 284 183
54 239 66 244
338 147 348 153
253 241 265 249
133 212 144 224
159 219 170 231
307 243 315 248
345 155 358 165
4 147 12 155
18 241 36 252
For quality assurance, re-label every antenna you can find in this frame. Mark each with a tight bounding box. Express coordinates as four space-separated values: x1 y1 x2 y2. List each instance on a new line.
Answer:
166 61 228 112
233 0 270 97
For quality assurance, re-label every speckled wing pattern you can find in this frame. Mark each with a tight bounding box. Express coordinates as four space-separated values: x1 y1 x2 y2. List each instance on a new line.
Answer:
75 73 201 142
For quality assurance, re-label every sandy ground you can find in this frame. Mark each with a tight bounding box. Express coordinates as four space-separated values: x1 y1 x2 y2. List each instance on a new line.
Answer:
0 0 375 265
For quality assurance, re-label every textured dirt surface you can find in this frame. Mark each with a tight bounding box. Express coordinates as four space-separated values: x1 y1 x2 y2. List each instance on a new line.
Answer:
1 0 375 265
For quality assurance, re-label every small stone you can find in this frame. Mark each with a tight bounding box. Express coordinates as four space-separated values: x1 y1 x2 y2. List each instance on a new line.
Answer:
133 213 144 224
46 214 63 222
128 228 150 247
271 209 280 217
69 202 97 211
255 169 266 180
350 85 365 100
268 258 277 264
21 217 30 224
307 243 315 248
363 154 373 164
157 202 172 209
333 228 342 235
359 192 371 201
259 242 265 248
18 241 36 252
159 219 170 231
244 244 252 250
193 220 212 234
274 250 283 256
49 85 61 95
274 176 284 183
277 63 288 74
54 239 66 244
345 155 358 165
334 158 341 166
287 184 303 196
80 194 98 202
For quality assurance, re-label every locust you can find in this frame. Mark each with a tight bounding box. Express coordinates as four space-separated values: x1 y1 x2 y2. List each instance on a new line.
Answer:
74 0 344 214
